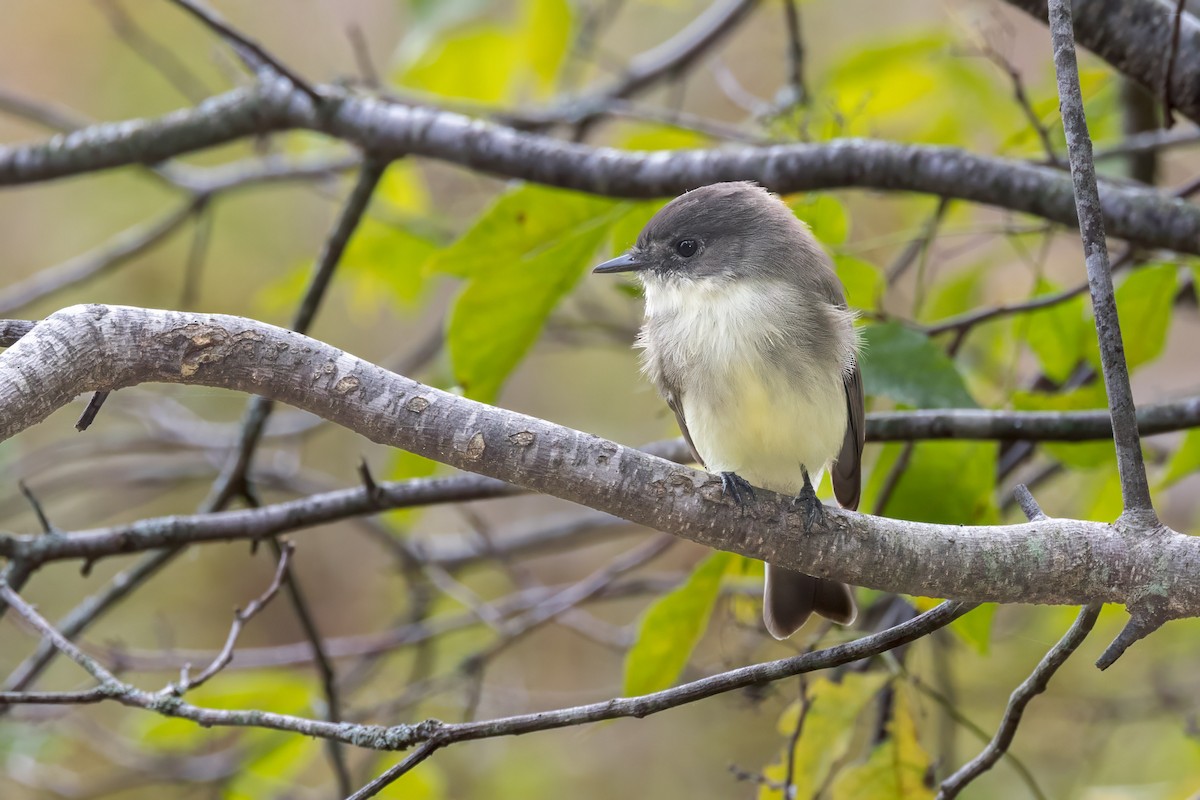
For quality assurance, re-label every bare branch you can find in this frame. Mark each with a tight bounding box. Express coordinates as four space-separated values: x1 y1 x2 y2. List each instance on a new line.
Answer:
168 0 322 105
1003 0 1200 124
0 589 971 751
938 603 1101 799
2 86 1200 255
1048 0 1157 524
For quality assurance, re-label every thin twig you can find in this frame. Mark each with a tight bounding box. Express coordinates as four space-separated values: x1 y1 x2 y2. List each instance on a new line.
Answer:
780 0 807 106
781 675 811 796
170 542 294 694
938 603 1101 798
974 43 1061 165
180 204 213 309
1161 0 1187 128
98 0 214 102
202 159 388 510
169 0 322 105
0 590 973 751
17 481 56 535
1047 0 1158 524
886 198 949 285
348 741 441 799
346 24 380 88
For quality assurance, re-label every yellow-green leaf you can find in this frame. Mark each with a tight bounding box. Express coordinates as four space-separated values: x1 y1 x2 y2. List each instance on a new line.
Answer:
623 551 732 696
790 193 849 245
866 440 998 525
759 672 892 799
397 26 517 104
1014 384 1114 469
1109 263 1177 370
445 209 618 401
949 602 997 655
832 685 933 800
521 0 572 95
834 254 884 312
1161 429 1200 489
428 185 618 278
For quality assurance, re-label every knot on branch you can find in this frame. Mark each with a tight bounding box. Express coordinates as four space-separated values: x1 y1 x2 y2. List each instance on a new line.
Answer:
1115 507 1164 536
170 323 263 377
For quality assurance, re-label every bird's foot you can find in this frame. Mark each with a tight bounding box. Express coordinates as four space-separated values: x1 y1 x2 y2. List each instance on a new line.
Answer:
720 471 756 506
790 465 825 532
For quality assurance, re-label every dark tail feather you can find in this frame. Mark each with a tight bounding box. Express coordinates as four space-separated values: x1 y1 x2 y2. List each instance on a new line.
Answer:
763 565 857 639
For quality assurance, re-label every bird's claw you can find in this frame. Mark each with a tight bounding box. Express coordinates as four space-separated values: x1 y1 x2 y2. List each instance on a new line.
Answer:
791 465 826 532
720 471 755 506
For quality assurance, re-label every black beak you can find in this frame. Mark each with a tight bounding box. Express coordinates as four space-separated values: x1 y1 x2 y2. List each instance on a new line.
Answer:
592 252 646 274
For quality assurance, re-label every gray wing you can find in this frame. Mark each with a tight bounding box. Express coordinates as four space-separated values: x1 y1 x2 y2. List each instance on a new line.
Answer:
665 391 705 469
831 357 865 511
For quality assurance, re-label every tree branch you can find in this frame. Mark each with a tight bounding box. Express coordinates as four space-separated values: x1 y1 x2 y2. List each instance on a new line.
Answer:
0 305 1194 615
1 84 1199 254
0 578 971 751
1004 0 1200 126
938 603 1101 799
1049 0 1157 524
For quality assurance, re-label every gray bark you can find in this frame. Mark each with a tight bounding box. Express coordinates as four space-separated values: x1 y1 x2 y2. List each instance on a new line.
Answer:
0 304 1192 618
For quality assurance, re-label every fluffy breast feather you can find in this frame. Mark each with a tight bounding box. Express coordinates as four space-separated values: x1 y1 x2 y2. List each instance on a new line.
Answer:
639 277 854 495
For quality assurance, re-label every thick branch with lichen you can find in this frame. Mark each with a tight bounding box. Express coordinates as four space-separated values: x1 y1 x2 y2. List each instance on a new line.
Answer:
0 304 1193 617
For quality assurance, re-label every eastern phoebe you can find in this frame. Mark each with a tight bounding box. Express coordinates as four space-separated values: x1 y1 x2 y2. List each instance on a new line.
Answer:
594 182 864 638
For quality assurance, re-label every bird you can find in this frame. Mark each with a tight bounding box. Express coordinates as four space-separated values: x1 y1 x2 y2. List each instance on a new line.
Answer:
594 181 864 638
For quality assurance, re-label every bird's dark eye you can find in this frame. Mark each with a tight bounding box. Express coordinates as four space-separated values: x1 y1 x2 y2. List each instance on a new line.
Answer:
675 239 698 257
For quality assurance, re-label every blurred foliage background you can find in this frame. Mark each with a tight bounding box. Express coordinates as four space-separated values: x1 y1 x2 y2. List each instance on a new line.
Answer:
2 0 1200 798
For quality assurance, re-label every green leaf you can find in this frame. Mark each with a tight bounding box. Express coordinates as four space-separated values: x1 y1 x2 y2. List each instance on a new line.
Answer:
443 188 622 401
859 322 976 408
1024 278 1091 383
428 185 618 278
623 551 732 696
833 254 884 312
1161 429 1200 489
377 161 431 214
831 686 933 800
759 673 892 799
1109 263 1177 370
866 440 998 525
790 194 849 246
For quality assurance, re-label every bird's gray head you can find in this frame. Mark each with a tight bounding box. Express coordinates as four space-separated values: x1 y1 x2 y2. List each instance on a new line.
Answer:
593 182 828 288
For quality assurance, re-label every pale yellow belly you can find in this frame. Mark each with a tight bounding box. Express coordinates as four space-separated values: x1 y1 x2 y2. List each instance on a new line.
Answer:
683 364 847 496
